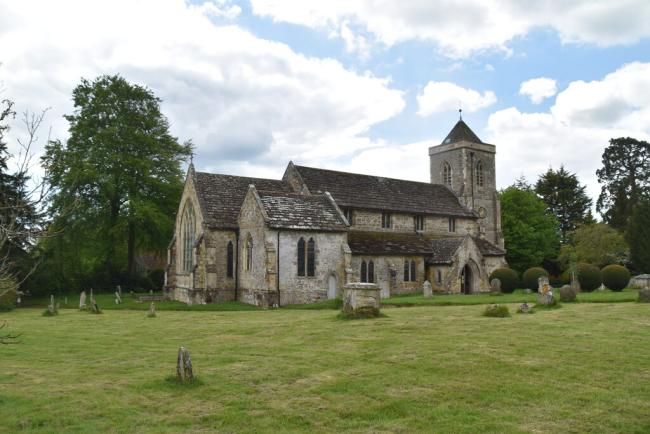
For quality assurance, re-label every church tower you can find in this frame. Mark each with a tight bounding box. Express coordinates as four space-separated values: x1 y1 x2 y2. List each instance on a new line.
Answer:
429 117 504 248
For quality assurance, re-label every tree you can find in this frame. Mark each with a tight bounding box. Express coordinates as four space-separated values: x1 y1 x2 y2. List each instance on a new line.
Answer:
627 200 650 272
558 223 628 269
41 75 191 288
535 166 592 244
596 137 650 229
499 185 560 272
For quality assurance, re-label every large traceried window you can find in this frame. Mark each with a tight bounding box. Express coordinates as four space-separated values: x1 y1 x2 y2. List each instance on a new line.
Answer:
245 235 253 272
181 202 196 272
475 160 484 187
227 241 234 278
297 237 316 277
443 162 452 186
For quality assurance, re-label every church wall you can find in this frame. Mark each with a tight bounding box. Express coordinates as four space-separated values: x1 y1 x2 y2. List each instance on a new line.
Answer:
349 209 477 236
201 229 237 303
426 265 452 293
238 191 274 307
423 216 477 236
350 255 425 297
271 230 348 305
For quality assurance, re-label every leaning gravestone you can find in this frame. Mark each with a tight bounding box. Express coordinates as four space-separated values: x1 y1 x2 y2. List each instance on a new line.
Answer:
79 291 87 309
114 291 122 304
422 280 433 298
177 346 194 383
490 278 501 294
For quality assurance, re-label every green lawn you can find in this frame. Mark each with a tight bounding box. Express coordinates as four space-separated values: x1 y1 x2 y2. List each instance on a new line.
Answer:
382 288 640 307
1 303 649 433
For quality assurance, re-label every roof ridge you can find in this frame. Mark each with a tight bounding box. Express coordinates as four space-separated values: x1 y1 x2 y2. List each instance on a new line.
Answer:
293 164 448 187
195 171 283 183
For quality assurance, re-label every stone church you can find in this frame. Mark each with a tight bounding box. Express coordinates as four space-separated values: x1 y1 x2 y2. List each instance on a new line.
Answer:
165 120 507 306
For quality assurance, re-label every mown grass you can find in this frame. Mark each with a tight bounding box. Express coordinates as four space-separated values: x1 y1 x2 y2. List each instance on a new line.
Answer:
382 288 639 307
1 303 649 433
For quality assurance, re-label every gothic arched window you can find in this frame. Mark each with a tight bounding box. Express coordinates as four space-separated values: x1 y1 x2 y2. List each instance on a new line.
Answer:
361 260 367 283
368 260 375 283
245 235 253 271
180 202 196 272
297 238 305 276
227 241 234 278
297 237 316 277
403 260 410 281
443 162 452 186
410 260 416 281
476 160 484 187
307 238 316 277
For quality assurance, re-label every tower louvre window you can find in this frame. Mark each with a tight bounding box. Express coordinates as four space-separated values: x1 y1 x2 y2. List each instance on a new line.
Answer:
443 162 452 186
476 160 484 187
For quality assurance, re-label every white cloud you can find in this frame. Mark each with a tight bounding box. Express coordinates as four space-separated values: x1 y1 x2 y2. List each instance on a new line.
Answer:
519 77 557 104
0 0 405 179
250 0 650 58
417 82 496 116
488 62 650 205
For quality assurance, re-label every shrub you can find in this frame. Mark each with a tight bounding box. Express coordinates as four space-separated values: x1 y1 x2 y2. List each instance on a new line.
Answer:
148 269 165 290
577 263 602 292
488 268 519 293
0 289 18 312
601 264 630 292
522 267 549 292
482 304 510 317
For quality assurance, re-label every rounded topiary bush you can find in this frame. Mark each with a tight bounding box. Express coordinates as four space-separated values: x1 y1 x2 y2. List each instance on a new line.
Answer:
601 264 630 292
577 263 602 292
488 268 519 293
522 267 549 292
482 304 510 317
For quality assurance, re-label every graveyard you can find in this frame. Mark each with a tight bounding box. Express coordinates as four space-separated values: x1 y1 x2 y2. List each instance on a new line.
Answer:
2 300 650 433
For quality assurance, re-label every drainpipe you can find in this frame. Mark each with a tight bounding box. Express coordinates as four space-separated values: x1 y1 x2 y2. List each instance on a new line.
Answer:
276 230 281 307
469 151 475 209
235 229 239 301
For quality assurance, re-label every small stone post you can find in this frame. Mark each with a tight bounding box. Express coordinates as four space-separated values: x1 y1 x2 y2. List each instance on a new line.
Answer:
177 346 194 382
147 302 156 318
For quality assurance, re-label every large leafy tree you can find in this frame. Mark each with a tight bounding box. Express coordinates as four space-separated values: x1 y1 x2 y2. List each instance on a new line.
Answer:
627 200 650 272
499 184 560 272
558 223 628 269
535 166 592 244
596 137 650 230
42 75 190 287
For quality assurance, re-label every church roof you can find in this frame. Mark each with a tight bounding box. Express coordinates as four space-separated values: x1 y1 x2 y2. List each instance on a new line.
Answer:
427 237 465 264
292 165 476 218
472 236 506 256
348 232 435 255
258 191 347 231
441 120 483 145
193 171 290 229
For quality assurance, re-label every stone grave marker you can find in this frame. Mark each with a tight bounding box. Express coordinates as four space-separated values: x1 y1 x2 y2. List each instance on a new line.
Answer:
490 278 501 293
422 280 433 298
177 346 194 382
79 291 87 309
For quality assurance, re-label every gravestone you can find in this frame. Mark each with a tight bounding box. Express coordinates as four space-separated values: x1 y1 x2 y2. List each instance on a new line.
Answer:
117 285 122 296
629 274 650 290
79 291 87 309
115 291 122 304
559 285 577 302
147 302 156 318
342 283 381 317
490 278 501 293
422 280 433 298
177 346 194 382
517 302 531 313
537 277 555 305
638 289 650 303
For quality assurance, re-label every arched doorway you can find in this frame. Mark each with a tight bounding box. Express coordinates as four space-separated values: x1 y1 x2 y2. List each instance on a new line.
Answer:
327 274 338 299
461 264 472 294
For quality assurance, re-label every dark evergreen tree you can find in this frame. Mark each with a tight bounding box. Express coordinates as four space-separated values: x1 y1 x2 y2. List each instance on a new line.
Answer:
41 75 191 288
596 137 650 230
535 166 592 244
627 200 650 273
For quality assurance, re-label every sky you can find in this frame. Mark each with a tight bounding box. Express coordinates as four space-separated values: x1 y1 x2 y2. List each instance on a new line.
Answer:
1 0 649 210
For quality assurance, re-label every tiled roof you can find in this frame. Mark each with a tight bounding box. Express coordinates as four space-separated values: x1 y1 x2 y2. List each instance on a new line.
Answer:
472 236 506 256
348 232 436 255
427 237 465 264
193 171 290 229
441 120 483 145
258 191 347 231
292 165 476 218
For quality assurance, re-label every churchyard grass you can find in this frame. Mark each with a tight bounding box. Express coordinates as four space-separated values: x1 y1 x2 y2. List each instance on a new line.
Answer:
382 288 639 306
1 303 649 433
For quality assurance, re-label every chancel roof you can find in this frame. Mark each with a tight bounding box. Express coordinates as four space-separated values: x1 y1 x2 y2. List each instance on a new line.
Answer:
441 119 483 145
292 165 476 218
193 171 290 229
258 191 347 231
